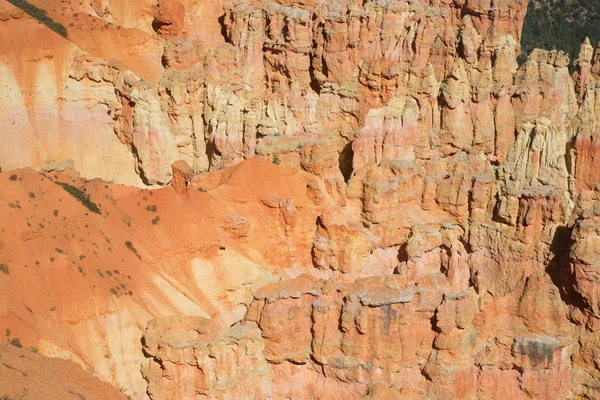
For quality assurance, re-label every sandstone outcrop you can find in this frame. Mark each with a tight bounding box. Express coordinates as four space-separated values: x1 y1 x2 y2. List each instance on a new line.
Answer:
4 0 600 399
142 316 272 399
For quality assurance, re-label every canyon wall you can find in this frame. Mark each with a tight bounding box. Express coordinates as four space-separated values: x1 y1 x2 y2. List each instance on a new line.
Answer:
3 0 600 399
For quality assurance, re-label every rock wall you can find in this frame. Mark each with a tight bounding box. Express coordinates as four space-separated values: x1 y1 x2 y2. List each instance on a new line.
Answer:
136 1 600 399
4 0 600 399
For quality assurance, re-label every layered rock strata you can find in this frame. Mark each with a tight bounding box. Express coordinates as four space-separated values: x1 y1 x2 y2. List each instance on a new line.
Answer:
3 0 600 399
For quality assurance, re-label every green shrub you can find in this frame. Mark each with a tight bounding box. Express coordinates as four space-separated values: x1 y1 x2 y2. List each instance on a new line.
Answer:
521 0 600 71
7 0 67 38
125 241 141 260
55 182 101 214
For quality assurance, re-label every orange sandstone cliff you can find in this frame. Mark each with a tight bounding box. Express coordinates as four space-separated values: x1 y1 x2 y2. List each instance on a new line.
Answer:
2 0 600 399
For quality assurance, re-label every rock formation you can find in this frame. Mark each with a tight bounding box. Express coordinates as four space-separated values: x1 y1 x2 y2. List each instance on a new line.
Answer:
2 0 600 399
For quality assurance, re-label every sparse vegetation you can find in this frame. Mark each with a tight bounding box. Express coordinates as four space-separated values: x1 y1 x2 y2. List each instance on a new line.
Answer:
7 0 68 38
272 154 281 165
55 182 101 214
145 205 157 212
521 0 600 71
28 192 35 199
67 390 86 400
53 210 58 217
125 241 141 260
0 264 9 275
152 216 160 225
9 174 17 181
10 338 22 348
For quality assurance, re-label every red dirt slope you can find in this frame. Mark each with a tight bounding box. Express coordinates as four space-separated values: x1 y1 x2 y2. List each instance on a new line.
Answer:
0 342 126 400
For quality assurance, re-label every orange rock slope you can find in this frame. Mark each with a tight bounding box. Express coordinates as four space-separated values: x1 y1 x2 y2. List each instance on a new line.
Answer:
0 342 127 400
0 159 333 398
3 0 600 399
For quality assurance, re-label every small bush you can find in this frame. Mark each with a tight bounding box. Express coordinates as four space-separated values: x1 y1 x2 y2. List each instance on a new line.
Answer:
9 0 67 38
145 205 157 213
125 241 141 260
152 216 160 225
272 154 281 165
10 338 22 348
122 215 132 227
28 192 35 199
0 264 8 275
55 182 101 214
9 174 17 181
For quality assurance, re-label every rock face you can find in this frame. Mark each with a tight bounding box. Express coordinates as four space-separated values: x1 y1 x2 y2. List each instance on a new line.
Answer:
142 316 272 399
4 0 600 399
